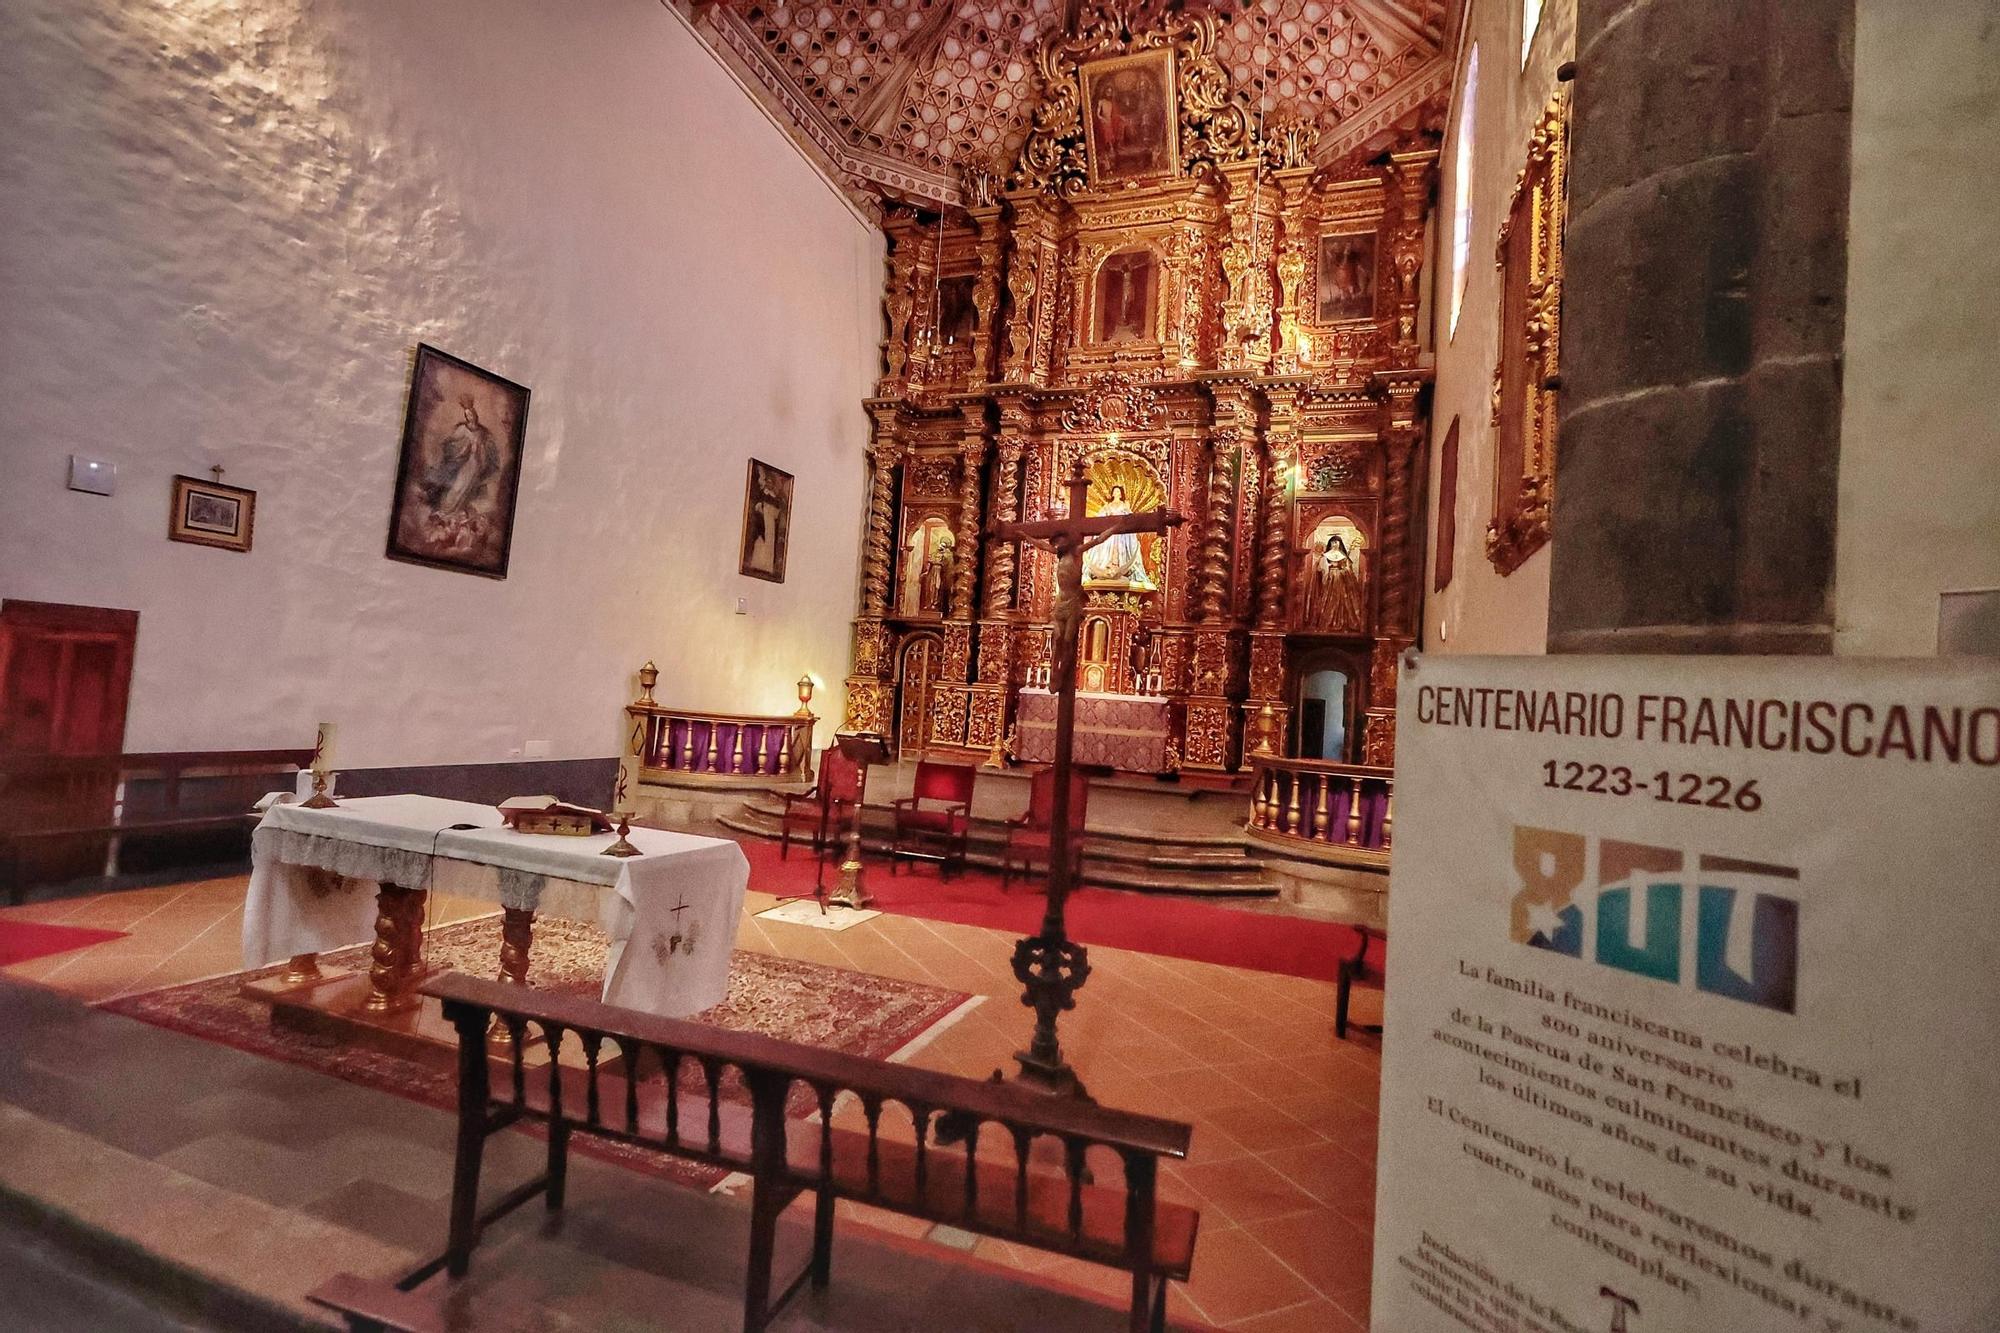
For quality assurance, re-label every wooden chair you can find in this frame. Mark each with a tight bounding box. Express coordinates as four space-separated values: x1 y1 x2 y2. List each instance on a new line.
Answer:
888 760 976 878
1335 925 1385 1039
777 747 865 862
1000 768 1089 891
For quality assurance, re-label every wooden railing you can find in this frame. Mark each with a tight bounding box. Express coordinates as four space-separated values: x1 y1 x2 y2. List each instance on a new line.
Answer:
627 704 813 781
417 972 1197 1332
1248 757 1393 858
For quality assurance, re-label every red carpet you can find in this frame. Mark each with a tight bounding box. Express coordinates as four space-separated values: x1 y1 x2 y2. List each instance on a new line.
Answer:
739 837 1369 984
0 920 127 966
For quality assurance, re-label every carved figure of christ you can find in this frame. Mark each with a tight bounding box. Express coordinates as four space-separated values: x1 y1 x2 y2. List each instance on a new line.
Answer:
989 458 1182 1089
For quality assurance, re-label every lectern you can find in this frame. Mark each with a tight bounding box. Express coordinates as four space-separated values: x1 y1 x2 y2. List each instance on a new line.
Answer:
827 732 890 910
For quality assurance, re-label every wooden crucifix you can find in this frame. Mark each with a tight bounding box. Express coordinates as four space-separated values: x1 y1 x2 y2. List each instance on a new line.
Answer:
991 457 1183 1095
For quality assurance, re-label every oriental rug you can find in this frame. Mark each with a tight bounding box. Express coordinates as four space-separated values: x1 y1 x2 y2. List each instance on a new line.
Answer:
99 916 973 1192
0 920 128 967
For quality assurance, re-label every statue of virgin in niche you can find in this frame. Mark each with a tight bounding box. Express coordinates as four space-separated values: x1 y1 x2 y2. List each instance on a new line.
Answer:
1082 485 1153 587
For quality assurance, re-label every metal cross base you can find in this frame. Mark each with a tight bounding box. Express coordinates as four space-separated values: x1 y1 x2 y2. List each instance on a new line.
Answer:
1003 932 1094 1099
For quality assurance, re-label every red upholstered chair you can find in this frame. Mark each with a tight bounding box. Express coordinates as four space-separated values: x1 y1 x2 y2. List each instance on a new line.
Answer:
889 761 977 878
1000 768 1089 891
1336 925 1386 1040
779 747 866 862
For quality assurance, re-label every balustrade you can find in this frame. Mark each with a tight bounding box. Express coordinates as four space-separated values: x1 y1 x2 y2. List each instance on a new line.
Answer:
628 704 813 781
1248 757 1393 858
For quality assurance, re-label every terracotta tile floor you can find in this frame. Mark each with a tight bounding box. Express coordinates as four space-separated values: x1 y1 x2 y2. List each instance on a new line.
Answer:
1 870 1382 1331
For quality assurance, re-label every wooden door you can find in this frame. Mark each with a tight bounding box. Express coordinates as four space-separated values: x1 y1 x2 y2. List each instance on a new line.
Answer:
0 601 139 882
895 635 941 756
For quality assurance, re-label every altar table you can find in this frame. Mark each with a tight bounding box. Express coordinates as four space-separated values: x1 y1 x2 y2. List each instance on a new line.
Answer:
242 794 747 1018
1016 689 1172 772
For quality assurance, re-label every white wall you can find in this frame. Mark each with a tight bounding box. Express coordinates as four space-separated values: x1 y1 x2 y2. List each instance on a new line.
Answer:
1420 0 1575 656
1835 0 2000 655
0 0 883 768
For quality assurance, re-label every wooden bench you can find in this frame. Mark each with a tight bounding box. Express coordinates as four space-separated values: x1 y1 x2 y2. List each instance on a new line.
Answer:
314 971 1200 1333
0 748 313 901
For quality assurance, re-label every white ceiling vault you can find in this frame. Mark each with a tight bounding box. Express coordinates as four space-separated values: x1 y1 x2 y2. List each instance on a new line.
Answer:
671 0 1457 211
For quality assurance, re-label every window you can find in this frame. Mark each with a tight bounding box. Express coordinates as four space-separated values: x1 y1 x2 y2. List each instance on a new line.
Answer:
1521 0 1544 67
1448 45 1480 340
1434 418 1461 592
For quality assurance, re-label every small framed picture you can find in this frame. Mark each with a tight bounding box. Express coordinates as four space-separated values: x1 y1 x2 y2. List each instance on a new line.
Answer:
169 475 256 552
740 458 794 583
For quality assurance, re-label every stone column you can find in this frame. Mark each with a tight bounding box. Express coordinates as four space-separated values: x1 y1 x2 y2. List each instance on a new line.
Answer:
1549 2 1853 655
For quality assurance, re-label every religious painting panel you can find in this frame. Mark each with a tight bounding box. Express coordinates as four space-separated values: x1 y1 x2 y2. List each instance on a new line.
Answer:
1081 49 1179 187
1092 249 1160 346
1314 232 1378 324
1079 451 1167 591
1296 512 1371 636
897 514 957 617
739 458 794 583
386 343 529 579
1487 87 1568 576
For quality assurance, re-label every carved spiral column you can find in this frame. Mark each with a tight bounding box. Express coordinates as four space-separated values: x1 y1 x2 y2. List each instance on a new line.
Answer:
981 439 1023 615
845 419 902 736
951 422 986 622
859 428 901 618
1192 437 1236 622
881 211 921 391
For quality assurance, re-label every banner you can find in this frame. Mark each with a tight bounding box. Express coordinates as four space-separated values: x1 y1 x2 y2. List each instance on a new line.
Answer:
1374 655 1999 1333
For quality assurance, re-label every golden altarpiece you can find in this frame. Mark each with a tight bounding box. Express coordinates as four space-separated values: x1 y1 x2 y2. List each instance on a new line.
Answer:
840 12 1438 775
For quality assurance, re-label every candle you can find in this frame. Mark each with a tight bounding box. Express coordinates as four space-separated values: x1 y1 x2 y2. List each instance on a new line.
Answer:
313 722 337 772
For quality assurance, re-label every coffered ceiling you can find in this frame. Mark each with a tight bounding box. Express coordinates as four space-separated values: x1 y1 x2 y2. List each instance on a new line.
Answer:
673 1 1456 210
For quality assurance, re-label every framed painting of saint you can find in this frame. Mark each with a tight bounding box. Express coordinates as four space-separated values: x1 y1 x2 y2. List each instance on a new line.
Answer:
386 344 530 579
1081 49 1179 186
1316 232 1378 324
1094 249 1158 345
740 458 794 583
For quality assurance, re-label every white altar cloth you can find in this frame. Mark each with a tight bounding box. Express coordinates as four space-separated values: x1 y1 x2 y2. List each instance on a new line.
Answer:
242 794 748 1018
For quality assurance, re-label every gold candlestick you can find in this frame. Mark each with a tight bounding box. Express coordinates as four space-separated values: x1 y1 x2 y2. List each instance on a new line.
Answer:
601 811 642 858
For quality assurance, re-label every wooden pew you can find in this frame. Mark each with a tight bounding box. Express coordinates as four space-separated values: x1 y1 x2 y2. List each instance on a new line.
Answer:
315 971 1200 1333
0 748 314 901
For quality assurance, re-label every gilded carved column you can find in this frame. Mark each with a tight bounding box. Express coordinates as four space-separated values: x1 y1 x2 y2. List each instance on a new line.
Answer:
880 211 921 392
981 436 1024 617
1364 368 1429 766
967 203 1005 385
843 415 902 736
1243 386 1301 759
859 414 902 619
951 414 987 623
1191 439 1236 622
1383 149 1438 368
1217 164 1280 373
